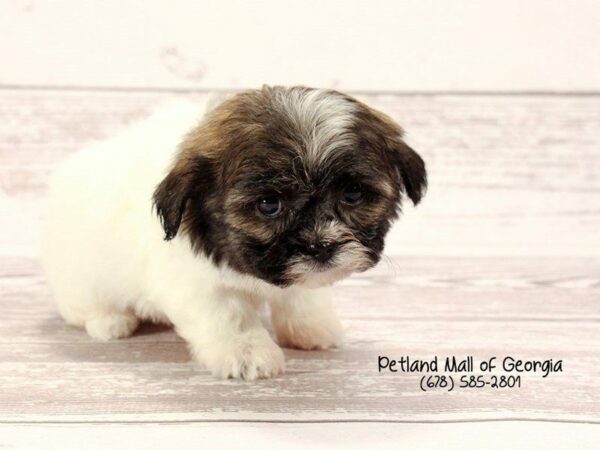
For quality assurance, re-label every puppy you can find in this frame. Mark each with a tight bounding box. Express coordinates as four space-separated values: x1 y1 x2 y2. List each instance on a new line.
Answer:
42 86 426 379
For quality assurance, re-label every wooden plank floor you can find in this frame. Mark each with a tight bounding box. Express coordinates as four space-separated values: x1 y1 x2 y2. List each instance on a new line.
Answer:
0 90 599 439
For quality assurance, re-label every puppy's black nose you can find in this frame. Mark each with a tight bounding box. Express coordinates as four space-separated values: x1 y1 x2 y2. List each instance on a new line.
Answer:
306 242 336 263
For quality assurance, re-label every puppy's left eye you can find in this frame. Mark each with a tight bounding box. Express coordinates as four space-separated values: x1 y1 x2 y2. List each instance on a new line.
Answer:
341 183 363 206
257 196 283 218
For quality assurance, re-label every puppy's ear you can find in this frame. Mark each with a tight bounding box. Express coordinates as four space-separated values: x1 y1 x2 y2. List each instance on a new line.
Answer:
353 103 427 205
389 140 427 205
153 155 214 241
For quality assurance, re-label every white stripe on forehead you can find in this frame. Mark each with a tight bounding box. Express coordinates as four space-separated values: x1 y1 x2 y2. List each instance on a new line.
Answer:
271 88 357 166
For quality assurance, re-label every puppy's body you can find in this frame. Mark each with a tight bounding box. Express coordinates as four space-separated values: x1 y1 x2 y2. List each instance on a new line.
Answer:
43 101 205 329
42 87 426 379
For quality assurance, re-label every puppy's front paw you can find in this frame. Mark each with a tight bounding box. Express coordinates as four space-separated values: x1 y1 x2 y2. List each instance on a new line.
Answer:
196 329 285 380
275 314 344 351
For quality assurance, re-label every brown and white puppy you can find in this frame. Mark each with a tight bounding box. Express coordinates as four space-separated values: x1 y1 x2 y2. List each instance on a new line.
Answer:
42 85 427 379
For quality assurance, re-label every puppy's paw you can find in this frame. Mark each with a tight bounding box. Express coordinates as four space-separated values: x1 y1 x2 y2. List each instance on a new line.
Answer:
197 329 285 380
85 313 139 341
275 314 344 350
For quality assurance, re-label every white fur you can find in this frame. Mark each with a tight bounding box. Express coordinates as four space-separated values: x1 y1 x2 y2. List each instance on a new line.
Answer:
41 100 344 380
272 88 357 167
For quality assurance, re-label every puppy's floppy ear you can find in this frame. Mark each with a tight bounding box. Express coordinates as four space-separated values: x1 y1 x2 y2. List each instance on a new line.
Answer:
353 102 427 205
153 155 214 241
389 140 427 205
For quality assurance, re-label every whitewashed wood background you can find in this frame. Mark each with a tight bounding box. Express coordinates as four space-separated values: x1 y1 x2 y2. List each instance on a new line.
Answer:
0 88 599 449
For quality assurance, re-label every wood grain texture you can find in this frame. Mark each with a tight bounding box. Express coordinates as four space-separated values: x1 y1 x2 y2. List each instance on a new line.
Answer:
2 422 600 450
3 91 600 194
0 89 598 428
1 256 599 423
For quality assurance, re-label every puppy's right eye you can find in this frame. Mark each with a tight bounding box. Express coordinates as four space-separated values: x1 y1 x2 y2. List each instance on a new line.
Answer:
257 196 283 218
341 182 363 206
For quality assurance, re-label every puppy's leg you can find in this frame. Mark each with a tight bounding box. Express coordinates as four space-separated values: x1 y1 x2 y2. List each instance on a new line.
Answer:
54 287 139 341
169 288 285 380
85 312 140 341
271 287 344 350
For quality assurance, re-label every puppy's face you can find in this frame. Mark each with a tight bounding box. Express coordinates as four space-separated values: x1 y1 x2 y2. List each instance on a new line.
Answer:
154 86 426 287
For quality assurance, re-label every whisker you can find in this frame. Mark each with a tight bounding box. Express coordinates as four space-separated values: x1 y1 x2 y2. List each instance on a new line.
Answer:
382 254 401 277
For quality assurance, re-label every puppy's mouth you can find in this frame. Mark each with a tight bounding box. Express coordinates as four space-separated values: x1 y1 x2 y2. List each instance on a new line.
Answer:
295 259 337 275
285 240 376 288
308 262 335 273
